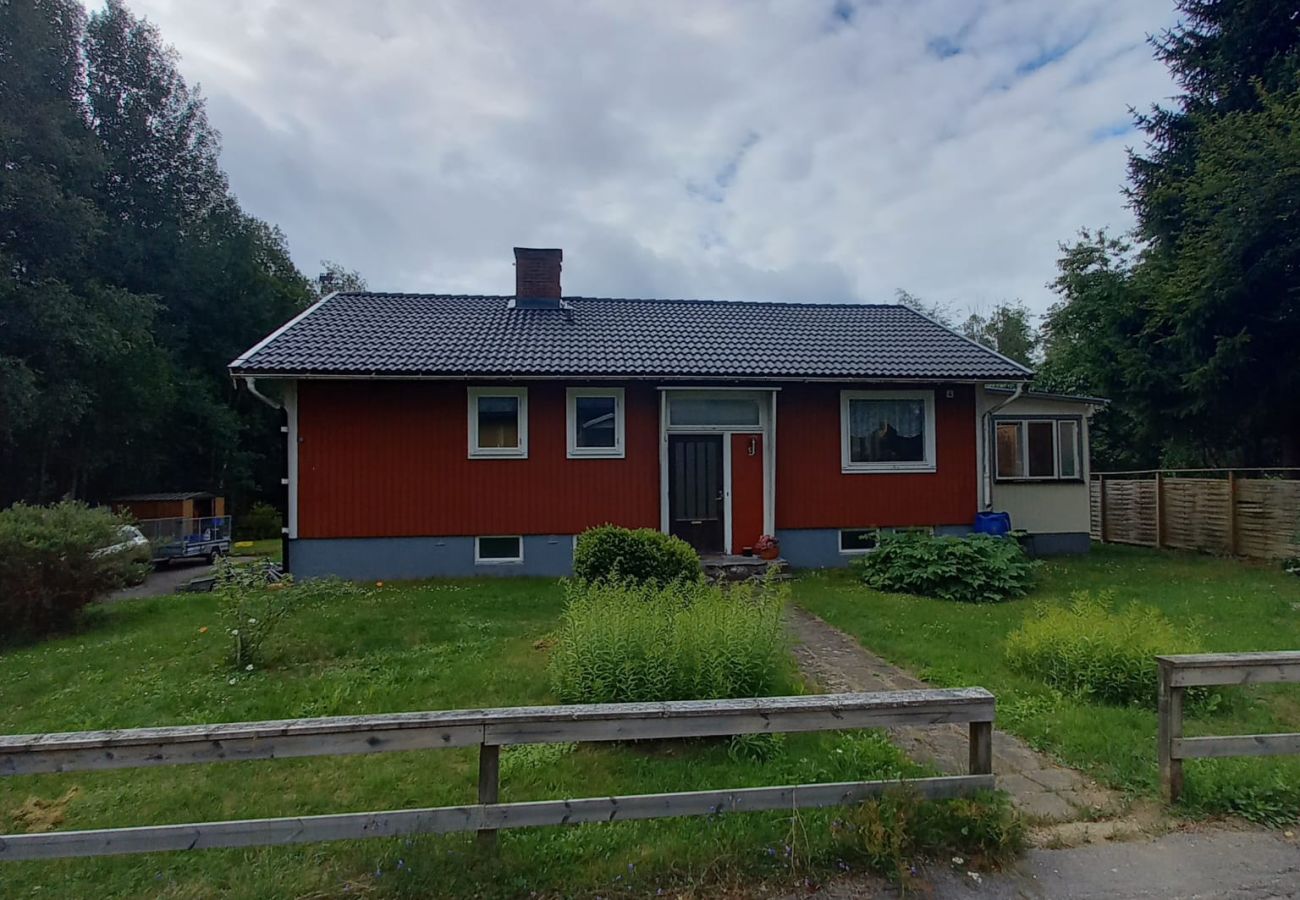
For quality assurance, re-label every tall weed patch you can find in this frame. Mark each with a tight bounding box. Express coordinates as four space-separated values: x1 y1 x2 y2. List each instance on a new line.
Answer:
1005 591 1205 707
855 531 1037 603
548 576 793 703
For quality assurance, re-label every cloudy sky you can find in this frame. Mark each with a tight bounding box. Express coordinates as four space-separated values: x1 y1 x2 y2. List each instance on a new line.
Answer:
118 0 1179 314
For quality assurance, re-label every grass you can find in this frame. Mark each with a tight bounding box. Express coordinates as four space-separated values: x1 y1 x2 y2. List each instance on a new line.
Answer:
793 543 1300 824
0 578 1003 899
230 538 282 562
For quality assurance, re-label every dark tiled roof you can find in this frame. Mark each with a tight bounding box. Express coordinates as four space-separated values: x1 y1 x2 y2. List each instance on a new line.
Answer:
113 492 215 501
230 294 1033 380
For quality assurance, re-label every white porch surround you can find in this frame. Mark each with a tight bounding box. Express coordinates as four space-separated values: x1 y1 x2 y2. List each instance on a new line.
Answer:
657 387 779 553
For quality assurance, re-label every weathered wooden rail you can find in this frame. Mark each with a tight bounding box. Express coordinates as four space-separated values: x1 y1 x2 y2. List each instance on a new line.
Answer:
0 689 996 861
1157 652 1300 802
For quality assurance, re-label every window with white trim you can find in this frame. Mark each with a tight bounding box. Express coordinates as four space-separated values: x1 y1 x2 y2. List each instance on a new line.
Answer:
838 526 935 554
840 390 936 473
566 388 625 458
475 535 523 564
995 417 1081 481
468 387 528 458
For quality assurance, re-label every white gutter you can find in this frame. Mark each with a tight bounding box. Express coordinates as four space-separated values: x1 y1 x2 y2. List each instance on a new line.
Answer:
980 382 1026 510
243 376 282 410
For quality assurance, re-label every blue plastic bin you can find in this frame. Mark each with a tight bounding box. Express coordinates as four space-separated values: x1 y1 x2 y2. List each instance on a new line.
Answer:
973 511 1012 536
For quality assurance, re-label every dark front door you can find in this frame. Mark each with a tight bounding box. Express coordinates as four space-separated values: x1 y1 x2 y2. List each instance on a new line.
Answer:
669 434 725 554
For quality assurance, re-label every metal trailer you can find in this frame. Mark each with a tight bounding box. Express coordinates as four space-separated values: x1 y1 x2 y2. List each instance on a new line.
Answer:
137 516 233 564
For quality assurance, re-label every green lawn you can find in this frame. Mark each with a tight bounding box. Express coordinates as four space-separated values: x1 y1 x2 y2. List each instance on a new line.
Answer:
1 578 957 899
230 538 282 561
793 544 1300 824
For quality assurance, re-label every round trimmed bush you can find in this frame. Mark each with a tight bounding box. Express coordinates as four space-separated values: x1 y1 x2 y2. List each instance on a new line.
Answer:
572 524 701 586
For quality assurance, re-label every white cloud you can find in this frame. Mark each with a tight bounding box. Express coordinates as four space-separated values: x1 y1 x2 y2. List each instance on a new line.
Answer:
113 0 1179 314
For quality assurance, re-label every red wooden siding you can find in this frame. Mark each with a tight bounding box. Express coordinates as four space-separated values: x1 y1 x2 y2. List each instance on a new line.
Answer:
775 383 977 529
730 433 765 553
297 380 660 538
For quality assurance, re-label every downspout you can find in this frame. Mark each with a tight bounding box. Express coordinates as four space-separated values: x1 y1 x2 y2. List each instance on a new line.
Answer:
242 376 282 410
980 382 1027 510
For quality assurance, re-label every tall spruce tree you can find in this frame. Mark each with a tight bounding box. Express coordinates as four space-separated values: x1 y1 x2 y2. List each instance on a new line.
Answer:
1043 0 1300 467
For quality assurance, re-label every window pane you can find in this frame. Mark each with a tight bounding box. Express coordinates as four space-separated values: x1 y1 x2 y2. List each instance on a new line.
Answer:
848 398 926 463
1058 421 1079 478
839 529 878 552
1027 421 1056 477
669 397 760 427
478 536 521 560
477 396 519 448
996 422 1023 477
575 396 617 448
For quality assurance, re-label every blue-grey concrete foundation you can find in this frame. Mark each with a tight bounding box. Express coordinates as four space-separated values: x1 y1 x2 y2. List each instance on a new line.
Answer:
1022 532 1092 556
775 525 1087 570
289 535 574 580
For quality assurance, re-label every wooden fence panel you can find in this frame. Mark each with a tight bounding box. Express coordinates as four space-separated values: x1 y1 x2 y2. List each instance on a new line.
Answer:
1235 480 1300 559
1161 479 1232 553
1101 479 1158 546
1091 472 1300 560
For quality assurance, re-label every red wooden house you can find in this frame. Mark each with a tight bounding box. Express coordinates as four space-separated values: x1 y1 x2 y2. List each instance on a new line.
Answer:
230 248 1099 579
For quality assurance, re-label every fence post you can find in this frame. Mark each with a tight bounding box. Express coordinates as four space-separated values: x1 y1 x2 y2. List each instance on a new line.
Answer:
1098 475 1107 542
477 743 500 849
968 720 993 776
1154 471 1164 549
1157 659 1184 803
1226 471 1238 556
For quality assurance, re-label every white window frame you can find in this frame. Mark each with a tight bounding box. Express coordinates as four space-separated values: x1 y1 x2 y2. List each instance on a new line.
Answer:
838 528 879 555
994 417 1083 482
566 387 625 458
840 389 937 474
474 535 523 565
468 387 528 459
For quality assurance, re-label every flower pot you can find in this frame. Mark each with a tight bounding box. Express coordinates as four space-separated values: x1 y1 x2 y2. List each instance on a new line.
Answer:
758 547 779 560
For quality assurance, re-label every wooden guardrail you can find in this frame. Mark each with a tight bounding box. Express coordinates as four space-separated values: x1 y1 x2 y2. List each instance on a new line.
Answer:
1157 652 1300 802
0 689 996 861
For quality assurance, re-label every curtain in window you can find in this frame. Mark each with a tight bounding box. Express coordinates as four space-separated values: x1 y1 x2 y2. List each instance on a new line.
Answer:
849 399 925 463
477 396 519 448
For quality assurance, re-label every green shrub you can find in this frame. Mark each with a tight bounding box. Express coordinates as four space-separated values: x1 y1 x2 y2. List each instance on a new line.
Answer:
236 501 283 540
855 530 1038 603
0 501 140 636
548 576 792 703
1005 591 1205 707
572 524 701 586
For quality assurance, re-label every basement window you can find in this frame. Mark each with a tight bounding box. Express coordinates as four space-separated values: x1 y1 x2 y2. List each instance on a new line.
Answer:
995 418 1082 481
475 536 523 564
567 388 625 458
468 387 528 458
839 529 879 554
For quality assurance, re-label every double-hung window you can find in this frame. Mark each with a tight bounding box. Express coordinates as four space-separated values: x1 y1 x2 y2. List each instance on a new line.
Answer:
995 418 1081 481
566 388 625 458
840 390 937 473
468 387 528 458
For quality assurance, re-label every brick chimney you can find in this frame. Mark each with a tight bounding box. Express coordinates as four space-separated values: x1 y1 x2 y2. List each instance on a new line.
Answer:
514 247 562 305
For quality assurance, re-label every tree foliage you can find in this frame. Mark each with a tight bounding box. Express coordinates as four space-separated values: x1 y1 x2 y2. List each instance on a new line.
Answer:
0 0 363 510
1041 0 1300 468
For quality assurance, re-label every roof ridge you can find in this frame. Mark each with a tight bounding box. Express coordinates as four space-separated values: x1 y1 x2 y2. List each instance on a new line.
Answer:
333 292 904 310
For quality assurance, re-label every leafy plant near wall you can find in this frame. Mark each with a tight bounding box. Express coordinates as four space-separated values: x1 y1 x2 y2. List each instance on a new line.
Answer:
1005 590 1209 708
855 531 1038 603
548 574 793 703
572 524 701 586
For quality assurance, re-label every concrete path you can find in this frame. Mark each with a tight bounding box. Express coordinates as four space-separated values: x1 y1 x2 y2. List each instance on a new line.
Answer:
787 606 1119 823
789 828 1300 898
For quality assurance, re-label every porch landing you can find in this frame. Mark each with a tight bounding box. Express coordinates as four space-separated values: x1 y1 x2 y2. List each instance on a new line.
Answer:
700 554 787 582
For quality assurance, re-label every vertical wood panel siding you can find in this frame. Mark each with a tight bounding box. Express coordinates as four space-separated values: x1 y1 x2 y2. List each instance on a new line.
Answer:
298 381 660 538
775 384 977 529
730 433 765 553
